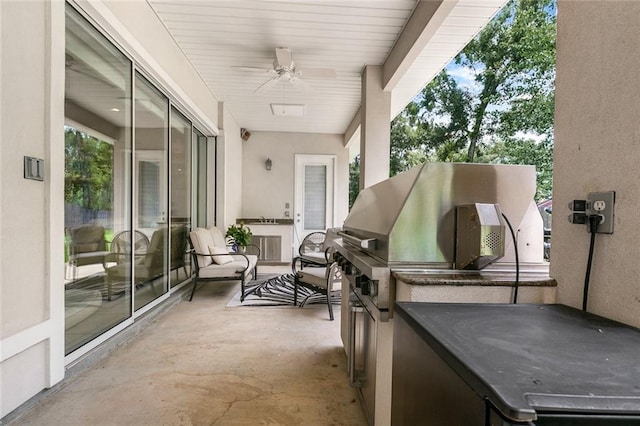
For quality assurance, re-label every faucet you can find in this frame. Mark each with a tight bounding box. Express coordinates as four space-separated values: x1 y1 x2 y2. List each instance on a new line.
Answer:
260 216 265 223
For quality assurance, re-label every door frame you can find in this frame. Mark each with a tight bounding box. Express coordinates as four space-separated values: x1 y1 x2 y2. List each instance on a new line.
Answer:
294 154 336 247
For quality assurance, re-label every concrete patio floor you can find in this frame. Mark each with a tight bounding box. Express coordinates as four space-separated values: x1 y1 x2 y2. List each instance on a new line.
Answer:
8 267 366 425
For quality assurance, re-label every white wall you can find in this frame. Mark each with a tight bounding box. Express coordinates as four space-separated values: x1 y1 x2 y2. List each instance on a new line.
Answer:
552 1 640 326
1 0 65 417
216 104 244 231
241 131 349 227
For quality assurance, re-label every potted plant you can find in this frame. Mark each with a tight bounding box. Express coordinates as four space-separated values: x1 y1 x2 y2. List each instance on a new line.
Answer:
225 223 252 252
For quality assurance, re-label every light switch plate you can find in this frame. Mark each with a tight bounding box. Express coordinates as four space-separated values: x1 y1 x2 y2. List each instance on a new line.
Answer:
24 156 44 181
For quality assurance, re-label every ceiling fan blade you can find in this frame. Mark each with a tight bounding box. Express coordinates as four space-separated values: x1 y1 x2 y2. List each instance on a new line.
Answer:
298 67 336 79
232 66 276 74
253 77 280 95
275 47 292 68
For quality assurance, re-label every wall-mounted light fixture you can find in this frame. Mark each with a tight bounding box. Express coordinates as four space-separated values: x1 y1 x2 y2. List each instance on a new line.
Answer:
265 158 272 171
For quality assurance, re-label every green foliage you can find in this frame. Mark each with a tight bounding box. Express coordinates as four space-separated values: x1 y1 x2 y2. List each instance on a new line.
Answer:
481 137 554 201
226 224 252 248
349 156 361 209
390 0 556 201
65 128 114 210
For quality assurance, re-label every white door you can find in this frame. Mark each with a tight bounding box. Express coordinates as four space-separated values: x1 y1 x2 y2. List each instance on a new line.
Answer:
294 154 336 247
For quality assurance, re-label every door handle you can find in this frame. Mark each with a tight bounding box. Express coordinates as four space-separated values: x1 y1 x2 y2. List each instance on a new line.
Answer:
349 303 363 387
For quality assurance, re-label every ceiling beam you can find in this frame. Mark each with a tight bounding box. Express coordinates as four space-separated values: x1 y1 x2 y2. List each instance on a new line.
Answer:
382 0 455 92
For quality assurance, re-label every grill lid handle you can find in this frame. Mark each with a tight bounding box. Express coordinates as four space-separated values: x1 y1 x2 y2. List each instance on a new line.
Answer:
339 231 377 250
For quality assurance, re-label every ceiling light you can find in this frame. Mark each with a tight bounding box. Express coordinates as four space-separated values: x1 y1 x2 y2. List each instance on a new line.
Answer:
110 107 120 112
270 104 304 117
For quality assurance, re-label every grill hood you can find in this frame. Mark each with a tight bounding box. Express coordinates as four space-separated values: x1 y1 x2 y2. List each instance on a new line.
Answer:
342 162 544 267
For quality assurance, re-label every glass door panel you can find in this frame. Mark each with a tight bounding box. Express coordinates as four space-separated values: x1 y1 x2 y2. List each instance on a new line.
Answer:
170 108 192 288
134 73 169 311
64 5 132 355
194 129 208 229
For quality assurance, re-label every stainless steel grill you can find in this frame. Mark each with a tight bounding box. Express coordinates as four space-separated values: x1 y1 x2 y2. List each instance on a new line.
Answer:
335 162 546 314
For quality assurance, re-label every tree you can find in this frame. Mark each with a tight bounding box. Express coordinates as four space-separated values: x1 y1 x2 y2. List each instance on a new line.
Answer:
390 0 556 200
65 128 114 211
348 155 361 209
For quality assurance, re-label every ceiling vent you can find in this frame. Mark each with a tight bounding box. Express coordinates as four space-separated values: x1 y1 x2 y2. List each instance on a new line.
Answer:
271 104 305 117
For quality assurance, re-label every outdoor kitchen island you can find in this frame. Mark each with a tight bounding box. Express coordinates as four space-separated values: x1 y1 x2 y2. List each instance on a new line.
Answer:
334 162 557 425
392 302 640 425
339 265 557 426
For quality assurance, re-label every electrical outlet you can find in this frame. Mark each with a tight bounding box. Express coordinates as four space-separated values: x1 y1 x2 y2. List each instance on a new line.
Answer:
587 191 615 234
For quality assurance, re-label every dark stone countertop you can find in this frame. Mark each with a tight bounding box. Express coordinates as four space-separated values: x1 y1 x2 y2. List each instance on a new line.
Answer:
392 270 556 287
236 218 294 225
395 302 640 421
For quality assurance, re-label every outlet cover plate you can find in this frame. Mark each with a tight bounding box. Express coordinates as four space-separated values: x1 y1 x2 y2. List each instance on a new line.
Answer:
587 191 615 234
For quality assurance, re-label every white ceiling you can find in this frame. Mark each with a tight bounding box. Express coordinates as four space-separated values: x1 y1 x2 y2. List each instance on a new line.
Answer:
147 0 507 137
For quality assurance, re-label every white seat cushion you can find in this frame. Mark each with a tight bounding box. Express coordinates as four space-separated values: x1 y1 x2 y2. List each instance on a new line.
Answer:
209 245 233 265
190 228 216 268
300 251 328 264
207 226 228 248
198 254 258 279
297 267 329 289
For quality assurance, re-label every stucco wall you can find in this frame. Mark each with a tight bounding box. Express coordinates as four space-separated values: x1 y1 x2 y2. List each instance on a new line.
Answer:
552 1 640 326
216 104 244 230
241 131 349 229
1 0 66 417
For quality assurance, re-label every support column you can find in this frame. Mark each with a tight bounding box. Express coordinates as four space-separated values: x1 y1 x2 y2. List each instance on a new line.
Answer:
360 65 391 190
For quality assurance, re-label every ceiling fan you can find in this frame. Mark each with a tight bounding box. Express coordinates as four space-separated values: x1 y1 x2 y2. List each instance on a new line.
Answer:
233 47 336 94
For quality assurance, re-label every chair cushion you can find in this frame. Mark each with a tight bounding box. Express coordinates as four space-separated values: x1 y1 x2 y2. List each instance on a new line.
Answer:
207 226 228 248
297 267 329 289
209 245 233 265
300 251 328 264
199 254 258 279
190 228 215 268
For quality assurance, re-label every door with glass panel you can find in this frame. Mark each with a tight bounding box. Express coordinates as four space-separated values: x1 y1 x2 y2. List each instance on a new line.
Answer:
64 5 132 355
133 73 169 311
294 154 336 246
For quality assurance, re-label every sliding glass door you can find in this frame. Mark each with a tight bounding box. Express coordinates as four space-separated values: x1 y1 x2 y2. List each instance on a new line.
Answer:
194 129 208 228
64 3 212 356
64 5 132 354
170 108 192 288
133 73 170 310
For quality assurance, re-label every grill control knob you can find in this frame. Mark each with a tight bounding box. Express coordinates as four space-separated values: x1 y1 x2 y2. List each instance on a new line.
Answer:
345 263 353 275
361 278 371 295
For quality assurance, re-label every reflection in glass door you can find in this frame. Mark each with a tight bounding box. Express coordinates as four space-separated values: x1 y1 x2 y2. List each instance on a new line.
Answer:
194 129 208 228
134 73 169 311
170 108 192 288
64 5 132 355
